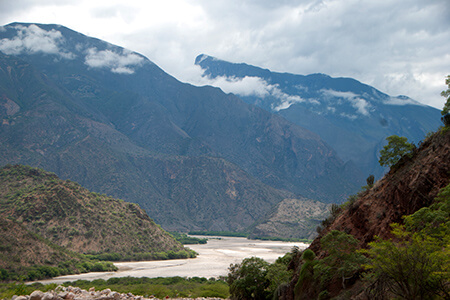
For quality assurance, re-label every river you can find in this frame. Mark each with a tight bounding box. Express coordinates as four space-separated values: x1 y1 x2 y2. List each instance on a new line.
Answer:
34 236 308 284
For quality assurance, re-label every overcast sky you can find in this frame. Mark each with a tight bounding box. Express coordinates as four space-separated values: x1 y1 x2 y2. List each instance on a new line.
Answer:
0 0 448 109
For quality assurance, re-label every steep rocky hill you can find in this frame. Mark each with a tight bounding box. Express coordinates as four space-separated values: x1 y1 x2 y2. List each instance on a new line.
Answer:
0 217 76 269
311 129 450 254
0 164 183 255
284 128 450 299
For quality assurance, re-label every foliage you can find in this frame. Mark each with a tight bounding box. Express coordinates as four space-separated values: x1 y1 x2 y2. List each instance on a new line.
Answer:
363 183 450 299
366 174 374 188
227 253 294 300
188 231 248 237
86 249 197 262
169 232 208 244
314 231 367 289
363 225 449 299
378 135 415 168
294 249 318 300
249 236 312 243
294 232 366 299
441 75 450 116
227 257 270 300
0 259 117 282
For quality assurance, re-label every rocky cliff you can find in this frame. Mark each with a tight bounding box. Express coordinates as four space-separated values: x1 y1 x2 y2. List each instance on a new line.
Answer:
285 128 450 299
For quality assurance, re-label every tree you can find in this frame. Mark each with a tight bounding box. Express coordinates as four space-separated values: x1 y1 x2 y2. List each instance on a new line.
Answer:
366 174 375 188
364 184 450 299
294 249 319 300
441 75 450 115
378 135 414 168
441 75 450 126
227 257 270 300
364 225 449 299
314 230 367 289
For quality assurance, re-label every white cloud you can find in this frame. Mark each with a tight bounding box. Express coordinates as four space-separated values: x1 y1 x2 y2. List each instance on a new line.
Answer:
84 47 144 74
322 89 372 116
0 0 448 108
384 96 426 106
196 74 307 111
0 24 75 58
202 75 273 97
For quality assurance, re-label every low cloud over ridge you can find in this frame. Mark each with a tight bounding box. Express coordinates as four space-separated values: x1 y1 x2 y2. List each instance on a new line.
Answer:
84 48 144 74
198 74 306 111
0 24 75 59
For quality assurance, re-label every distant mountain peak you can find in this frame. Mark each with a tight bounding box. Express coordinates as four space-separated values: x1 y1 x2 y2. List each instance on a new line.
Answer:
0 23 149 75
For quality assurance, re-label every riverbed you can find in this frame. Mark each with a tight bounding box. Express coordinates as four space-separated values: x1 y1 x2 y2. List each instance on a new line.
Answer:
34 237 308 284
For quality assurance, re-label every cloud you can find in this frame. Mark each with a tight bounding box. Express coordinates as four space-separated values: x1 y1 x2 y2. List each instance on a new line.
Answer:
322 89 372 116
0 0 448 108
384 96 426 106
201 75 274 97
0 24 75 58
84 47 144 74
197 74 306 111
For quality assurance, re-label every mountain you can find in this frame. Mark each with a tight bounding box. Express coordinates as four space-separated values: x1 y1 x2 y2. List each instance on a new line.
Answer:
248 197 330 240
0 23 357 235
195 54 442 178
284 128 450 298
0 164 183 256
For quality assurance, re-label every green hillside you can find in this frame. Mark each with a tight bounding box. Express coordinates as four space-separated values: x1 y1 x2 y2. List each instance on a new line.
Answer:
0 164 186 261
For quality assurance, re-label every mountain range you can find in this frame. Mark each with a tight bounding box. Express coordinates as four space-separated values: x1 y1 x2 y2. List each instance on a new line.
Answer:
195 54 442 178
0 23 358 237
0 23 441 238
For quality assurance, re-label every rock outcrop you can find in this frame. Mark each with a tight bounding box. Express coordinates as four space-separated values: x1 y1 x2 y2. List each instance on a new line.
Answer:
311 129 450 255
284 129 450 299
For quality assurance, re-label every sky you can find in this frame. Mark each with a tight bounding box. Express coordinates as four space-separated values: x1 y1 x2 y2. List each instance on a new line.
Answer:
0 0 449 109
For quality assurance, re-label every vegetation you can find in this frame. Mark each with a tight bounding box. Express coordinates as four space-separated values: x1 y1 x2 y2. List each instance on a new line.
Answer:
315 231 367 290
0 260 116 282
85 249 197 262
294 182 450 299
169 232 208 244
250 236 312 243
188 230 311 243
0 277 230 299
0 164 194 282
0 164 184 255
293 231 367 299
441 75 450 126
227 250 296 300
188 231 249 237
378 135 415 168
441 75 450 116
363 183 450 299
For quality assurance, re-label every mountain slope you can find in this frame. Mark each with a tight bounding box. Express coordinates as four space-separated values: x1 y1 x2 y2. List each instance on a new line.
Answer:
0 22 361 235
284 128 450 299
195 54 442 178
0 39 328 235
0 23 361 203
0 164 183 255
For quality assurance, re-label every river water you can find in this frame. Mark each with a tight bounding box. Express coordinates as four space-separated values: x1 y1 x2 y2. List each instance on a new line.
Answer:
35 237 308 284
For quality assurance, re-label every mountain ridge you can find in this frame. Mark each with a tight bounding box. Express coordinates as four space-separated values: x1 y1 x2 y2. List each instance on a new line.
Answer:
195 54 442 178
0 23 356 236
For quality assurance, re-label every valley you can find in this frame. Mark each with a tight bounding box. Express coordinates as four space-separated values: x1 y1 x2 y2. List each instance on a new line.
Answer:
33 237 308 284
0 19 448 300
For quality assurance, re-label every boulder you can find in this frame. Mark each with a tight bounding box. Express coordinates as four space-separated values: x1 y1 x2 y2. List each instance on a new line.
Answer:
30 290 44 300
